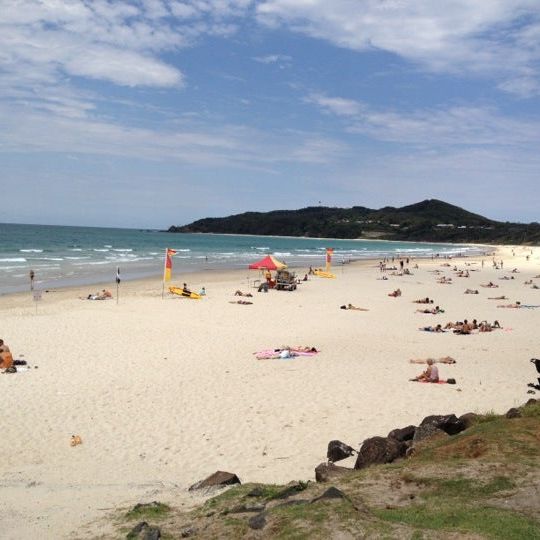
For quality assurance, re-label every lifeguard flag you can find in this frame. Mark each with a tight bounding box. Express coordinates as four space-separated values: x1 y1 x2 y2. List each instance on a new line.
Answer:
326 248 334 265
163 248 177 281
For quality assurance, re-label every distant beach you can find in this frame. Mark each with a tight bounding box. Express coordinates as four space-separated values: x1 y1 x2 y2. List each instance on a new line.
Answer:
0 223 485 294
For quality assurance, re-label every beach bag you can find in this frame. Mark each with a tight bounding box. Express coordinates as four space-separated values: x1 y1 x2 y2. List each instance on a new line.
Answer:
5 366 17 373
446 378 456 385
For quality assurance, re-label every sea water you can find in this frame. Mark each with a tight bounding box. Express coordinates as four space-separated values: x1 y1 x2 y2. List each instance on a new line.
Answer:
0 223 484 294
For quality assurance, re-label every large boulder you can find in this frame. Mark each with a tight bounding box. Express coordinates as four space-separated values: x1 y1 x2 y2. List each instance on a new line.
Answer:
315 462 353 482
387 425 416 442
505 408 522 418
327 440 356 462
354 436 405 470
458 412 479 430
188 471 241 491
419 414 466 435
412 424 449 445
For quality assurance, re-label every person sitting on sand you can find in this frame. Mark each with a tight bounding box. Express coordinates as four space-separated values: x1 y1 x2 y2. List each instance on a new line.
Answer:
464 289 479 294
419 324 444 332
234 290 253 297
410 358 439 382
388 288 402 297
454 319 473 334
414 297 434 304
182 283 192 295
100 289 112 299
303 274 308 281
199 287 206 296
409 356 456 364
497 301 522 308
0 340 14 370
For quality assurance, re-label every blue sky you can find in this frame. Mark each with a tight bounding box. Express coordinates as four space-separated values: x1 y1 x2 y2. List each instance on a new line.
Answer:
1 0 540 228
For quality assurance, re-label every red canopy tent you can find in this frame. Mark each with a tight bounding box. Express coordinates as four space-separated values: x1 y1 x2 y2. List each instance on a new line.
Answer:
248 255 287 270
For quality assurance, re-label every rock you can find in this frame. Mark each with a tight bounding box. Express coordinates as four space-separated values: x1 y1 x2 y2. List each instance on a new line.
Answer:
327 440 356 462
188 471 241 491
458 412 479 429
419 414 466 435
127 521 161 540
248 512 267 530
272 481 308 499
180 527 196 538
247 487 264 497
228 503 266 514
311 487 347 503
505 408 522 418
354 436 405 469
387 425 416 442
413 424 449 445
315 462 353 482
525 398 539 406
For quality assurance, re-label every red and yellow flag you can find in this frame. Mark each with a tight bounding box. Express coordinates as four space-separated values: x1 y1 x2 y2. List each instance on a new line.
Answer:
163 248 177 282
325 248 334 270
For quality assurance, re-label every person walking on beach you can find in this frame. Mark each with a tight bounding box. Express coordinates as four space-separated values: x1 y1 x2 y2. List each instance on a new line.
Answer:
29 269 35 291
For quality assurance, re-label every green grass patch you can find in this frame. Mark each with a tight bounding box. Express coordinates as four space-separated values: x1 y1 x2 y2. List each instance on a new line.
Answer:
375 503 540 539
125 501 170 520
521 402 540 418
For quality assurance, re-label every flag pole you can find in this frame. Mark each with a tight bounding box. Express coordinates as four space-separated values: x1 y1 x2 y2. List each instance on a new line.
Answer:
162 248 166 299
116 266 120 305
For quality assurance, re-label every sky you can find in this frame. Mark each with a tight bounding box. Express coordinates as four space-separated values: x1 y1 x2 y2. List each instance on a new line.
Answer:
1 0 540 228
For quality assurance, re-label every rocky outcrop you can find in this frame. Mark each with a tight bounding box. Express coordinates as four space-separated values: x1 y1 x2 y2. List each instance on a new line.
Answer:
315 462 353 482
387 425 416 442
354 436 406 470
327 440 356 462
419 414 467 435
189 471 241 491
127 521 161 540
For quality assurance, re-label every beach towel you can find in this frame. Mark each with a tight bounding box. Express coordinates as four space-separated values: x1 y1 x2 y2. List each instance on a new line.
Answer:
254 349 319 359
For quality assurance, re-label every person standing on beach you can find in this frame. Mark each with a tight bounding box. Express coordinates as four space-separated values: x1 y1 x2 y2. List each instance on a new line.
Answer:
29 269 35 291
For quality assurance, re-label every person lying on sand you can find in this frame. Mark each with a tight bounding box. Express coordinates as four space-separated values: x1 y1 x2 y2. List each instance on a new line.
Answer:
479 320 501 332
437 277 452 284
419 325 444 332
100 289 112 299
480 282 498 288
388 288 402 297
488 295 507 300
340 304 369 311
524 280 533 285
410 359 439 382
416 306 444 314
409 356 456 364
229 300 253 305
413 297 434 304
234 290 253 297
464 289 479 294
497 301 521 308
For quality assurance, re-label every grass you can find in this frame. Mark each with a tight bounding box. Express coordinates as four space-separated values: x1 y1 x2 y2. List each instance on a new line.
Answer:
124 501 170 520
375 504 540 539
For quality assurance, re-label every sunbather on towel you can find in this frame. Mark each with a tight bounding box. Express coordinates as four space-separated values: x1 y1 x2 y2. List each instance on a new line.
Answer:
419 324 444 332
410 357 456 364
410 359 439 382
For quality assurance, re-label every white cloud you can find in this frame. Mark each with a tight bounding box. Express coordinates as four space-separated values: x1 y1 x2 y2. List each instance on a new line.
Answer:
307 93 540 147
253 53 292 64
257 0 540 96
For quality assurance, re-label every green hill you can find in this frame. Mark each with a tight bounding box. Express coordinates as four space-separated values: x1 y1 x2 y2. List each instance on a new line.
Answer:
168 199 540 244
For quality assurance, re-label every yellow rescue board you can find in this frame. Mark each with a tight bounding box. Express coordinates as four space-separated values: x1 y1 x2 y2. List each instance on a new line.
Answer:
169 286 202 299
314 270 336 279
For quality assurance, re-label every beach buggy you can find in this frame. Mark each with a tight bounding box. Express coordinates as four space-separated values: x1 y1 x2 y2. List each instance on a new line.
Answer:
275 269 297 291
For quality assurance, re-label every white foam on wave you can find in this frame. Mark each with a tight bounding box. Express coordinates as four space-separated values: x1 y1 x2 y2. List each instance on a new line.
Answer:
112 248 133 252
65 256 90 260
104 245 112 248
93 249 109 252
0 257 27 262
70 248 83 252
33 257 64 261
20 249 43 253
175 249 190 252
273 252 291 257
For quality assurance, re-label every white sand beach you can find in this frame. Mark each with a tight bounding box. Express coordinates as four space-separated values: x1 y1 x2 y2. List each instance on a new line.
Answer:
1 245 539 538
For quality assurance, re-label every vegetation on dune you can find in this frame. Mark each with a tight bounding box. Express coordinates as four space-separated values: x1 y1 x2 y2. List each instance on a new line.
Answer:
109 401 540 539
168 199 540 244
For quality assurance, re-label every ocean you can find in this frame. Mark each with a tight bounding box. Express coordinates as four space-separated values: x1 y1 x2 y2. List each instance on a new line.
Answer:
0 223 484 294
